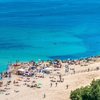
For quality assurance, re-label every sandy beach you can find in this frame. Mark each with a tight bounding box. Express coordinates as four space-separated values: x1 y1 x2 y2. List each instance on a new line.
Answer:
1 58 100 100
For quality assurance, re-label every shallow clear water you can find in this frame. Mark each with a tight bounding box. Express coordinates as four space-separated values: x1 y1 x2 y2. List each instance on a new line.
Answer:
0 0 100 72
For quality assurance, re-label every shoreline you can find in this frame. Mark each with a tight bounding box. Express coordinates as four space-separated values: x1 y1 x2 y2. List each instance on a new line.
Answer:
1 54 100 73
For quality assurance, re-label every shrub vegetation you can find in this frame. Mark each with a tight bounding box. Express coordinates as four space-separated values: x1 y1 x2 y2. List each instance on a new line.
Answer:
70 79 100 100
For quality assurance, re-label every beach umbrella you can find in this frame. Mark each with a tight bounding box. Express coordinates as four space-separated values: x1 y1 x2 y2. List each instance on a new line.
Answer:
18 68 25 72
37 83 42 88
43 67 52 71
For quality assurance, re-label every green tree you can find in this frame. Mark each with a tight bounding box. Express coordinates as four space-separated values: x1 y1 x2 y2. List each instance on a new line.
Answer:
70 79 100 100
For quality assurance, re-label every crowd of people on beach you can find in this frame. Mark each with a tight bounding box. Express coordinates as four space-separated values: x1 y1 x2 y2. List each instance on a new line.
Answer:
0 56 100 99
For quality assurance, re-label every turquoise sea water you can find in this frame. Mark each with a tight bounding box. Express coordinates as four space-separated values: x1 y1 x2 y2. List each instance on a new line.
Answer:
0 0 100 72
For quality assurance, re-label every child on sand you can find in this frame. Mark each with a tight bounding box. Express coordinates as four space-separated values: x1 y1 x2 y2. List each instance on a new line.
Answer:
43 93 46 98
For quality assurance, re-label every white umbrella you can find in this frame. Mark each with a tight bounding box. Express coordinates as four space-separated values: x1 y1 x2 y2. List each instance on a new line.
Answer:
18 68 25 72
43 67 52 71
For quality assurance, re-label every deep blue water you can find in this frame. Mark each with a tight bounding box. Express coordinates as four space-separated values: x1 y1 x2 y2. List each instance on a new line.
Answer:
0 0 100 72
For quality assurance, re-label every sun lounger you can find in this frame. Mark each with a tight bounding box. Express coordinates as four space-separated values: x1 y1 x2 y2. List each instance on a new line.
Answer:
4 87 10 90
14 90 19 93
0 89 6 92
5 93 10 95
14 84 20 86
